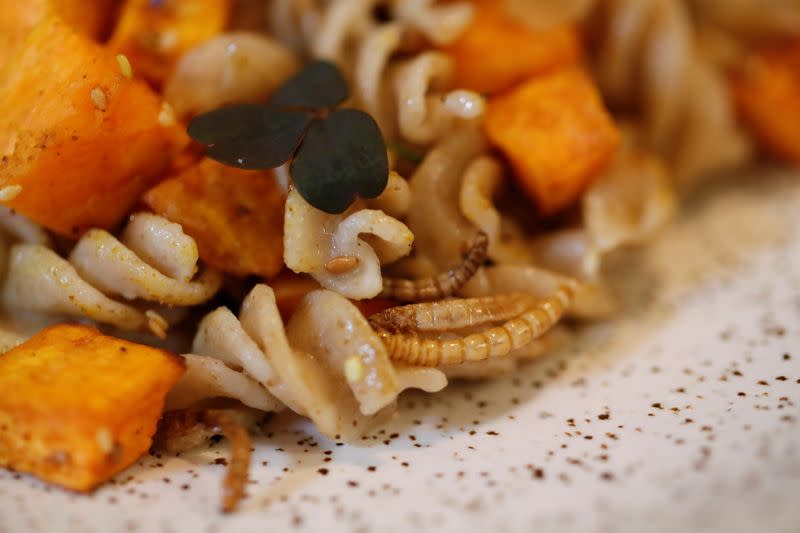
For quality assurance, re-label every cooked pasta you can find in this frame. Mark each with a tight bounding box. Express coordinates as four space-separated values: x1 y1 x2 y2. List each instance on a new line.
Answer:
186 284 446 440
165 31 300 119
585 0 753 188
0 213 222 336
283 189 413 300
269 0 484 144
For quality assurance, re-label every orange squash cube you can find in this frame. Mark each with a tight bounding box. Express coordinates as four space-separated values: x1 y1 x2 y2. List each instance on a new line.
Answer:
485 68 620 215
0 0 116 68
143 158 286 279
733 40 800 166
442 0 582 95
109 0 229 85
0 324 185 492
0 16 187 237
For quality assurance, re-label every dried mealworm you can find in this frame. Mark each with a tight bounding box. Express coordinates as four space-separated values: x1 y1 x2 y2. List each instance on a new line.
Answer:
375 282 576 366
202 409 252 513
380 230 488 302
368 292 536 332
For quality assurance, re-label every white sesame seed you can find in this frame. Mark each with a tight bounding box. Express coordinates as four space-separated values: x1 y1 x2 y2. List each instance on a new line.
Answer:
95 427 113 455
158 101 175 127
0 185 22 202
91 87 107 111
116 54 133 79
344 356 365 383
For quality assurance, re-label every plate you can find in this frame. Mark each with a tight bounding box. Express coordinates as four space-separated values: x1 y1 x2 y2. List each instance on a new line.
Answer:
1 171 799 533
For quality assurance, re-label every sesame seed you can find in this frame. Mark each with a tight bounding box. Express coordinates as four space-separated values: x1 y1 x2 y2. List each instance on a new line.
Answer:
0 185 22 202
91 87 107 111
116 54 133 79
344 356 365 383
158 102 175 127
325 255 360 274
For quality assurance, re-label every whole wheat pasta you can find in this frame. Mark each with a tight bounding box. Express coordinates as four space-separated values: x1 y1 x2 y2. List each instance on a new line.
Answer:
269 0 483 144
188 284 446 440
283 189 414 300
588 0 752 188
164 31 300 119
0 213 222 335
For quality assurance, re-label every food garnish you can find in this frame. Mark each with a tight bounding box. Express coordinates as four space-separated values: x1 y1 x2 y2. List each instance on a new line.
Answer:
188 60 389 214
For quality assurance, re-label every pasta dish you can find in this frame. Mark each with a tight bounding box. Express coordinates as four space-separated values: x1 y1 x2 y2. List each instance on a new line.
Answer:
0 0 798 512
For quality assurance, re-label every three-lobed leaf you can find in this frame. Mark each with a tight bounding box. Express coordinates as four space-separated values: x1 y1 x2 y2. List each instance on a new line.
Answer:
268 61 349 110
188 105 313 169
186 61 388 214
291 109 388 214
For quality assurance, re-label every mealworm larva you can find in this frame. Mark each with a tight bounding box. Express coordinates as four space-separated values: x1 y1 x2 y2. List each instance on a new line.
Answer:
368 292 536 332
202 410 252 513
375 283 576 366
380 230 488 302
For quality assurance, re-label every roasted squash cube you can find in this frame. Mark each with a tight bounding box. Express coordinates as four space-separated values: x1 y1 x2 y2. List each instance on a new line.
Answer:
733 40 800 166
442 0 582 95
143 158 286 279
0 0 116 69
109 0 229 85
0 16 187 237
0 324 185 492
485 68 620 215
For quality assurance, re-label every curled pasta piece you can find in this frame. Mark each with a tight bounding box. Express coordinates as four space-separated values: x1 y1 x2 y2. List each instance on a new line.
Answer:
391 0 475 46
286 289 401 416
0 214 221 334
670 56 752 187
166 354 283 413
0 206 51 247
458 156 536 264
283 189 413 300
392 52 457 145
364 170 412 219
272 0 482 145
589 0 751 187
530 229 600 280
164 31 300 119
393 363 449 392
69 213 223 305
583 148 677 255
375 283 576 366
193 284 445 440
406 126 489 269
1 244 151 331
504 0 597 30
690 0 800 40
380 230 488 302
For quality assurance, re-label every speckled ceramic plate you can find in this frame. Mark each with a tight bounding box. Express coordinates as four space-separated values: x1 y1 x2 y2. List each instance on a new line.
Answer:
1 171 799 533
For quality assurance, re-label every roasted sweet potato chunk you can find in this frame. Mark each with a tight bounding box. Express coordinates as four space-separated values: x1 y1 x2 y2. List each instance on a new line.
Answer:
143 158 286 279
52 0 118 40
109 0 229 85
0 0 116 68
0 16 187 237
733 40 800 166
486 68 620 215
0 324 185 492
442 0 582 95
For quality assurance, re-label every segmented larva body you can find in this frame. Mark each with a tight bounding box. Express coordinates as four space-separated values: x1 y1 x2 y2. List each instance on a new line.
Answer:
380 231 488 302
369 292 536 332
375 283 577 366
